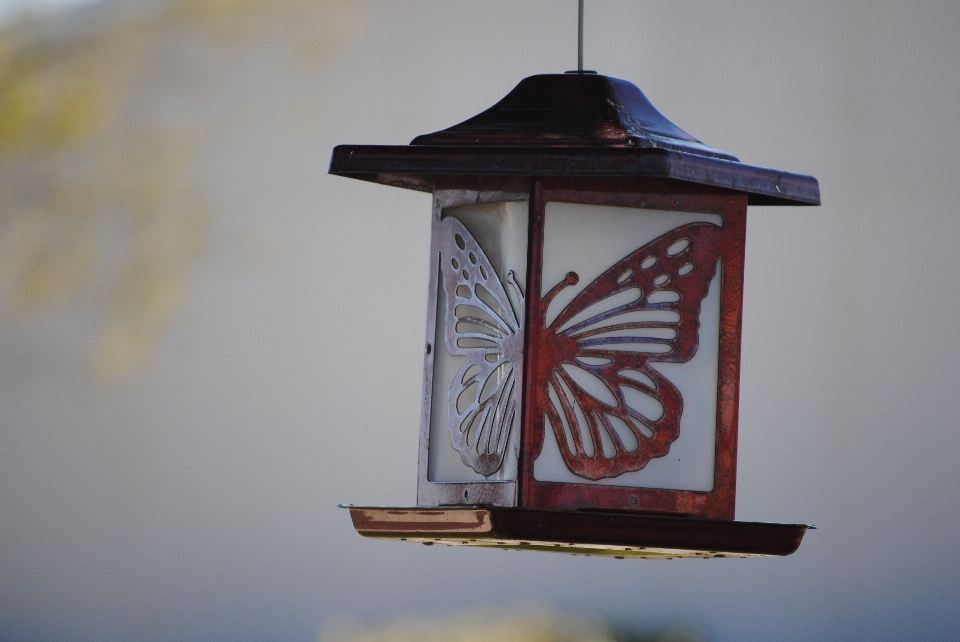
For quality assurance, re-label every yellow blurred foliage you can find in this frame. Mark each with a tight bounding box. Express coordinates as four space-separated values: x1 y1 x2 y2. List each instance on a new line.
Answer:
0 0 364 384
171 0 363 62
319 606 704 642
0 60 104 149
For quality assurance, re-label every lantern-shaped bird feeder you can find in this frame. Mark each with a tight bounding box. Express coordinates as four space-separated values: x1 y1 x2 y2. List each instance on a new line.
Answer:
330 71 819 558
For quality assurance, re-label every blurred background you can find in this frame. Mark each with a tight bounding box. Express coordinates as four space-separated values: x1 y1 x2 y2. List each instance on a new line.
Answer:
1 1 959 640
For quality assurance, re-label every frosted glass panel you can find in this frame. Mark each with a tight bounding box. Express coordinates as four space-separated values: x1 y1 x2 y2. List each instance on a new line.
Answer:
534 202 723 492
428 200 527 482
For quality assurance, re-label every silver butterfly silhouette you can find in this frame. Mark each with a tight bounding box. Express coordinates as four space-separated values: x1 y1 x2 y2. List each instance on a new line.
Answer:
438 217 524 477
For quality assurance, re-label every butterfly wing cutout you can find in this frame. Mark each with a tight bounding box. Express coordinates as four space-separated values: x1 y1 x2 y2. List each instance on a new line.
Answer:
439 217 524 477
535 222 723 480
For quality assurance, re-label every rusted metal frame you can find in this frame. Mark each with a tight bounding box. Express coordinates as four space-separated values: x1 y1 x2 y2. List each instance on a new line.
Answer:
417 185 530 508
517 179 546 511
327 145 821 206
347 506 810 557
520 177 747 520
713 195 747 521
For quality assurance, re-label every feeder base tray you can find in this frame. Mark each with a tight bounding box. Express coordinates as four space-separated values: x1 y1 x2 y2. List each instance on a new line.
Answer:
343 506 811 559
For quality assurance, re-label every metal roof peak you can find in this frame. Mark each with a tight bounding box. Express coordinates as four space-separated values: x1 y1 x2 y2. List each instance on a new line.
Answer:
412 73 739 162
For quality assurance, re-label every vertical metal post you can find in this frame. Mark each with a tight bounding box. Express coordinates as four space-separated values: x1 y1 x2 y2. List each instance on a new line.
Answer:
578 0 584 72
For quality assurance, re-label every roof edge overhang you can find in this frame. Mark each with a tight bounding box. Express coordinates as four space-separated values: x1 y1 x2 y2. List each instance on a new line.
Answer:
329 145 820 206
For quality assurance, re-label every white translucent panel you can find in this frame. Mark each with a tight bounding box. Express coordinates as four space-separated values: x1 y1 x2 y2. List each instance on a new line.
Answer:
428 200 527 482
555 288 643 334
560 363 620 408
534 202 723 492
444 201 528 318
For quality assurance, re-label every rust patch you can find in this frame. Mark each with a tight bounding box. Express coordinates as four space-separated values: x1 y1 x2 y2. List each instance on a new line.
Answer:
350 508 493 534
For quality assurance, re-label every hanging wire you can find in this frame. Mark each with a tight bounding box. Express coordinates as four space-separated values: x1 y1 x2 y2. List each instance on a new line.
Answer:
577 0 584 72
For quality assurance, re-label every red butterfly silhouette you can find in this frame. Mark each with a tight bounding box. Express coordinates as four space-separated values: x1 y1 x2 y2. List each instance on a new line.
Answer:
439 217 524 477
532 222 723 481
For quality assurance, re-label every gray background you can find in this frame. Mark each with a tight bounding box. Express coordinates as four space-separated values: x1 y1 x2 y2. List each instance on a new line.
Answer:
1 1 959 640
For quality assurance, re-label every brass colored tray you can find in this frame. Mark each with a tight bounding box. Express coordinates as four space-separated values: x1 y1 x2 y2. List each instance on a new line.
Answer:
344 506 811 559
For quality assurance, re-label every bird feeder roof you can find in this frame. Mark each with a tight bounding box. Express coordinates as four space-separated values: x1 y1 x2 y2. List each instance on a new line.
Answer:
329 73 820 206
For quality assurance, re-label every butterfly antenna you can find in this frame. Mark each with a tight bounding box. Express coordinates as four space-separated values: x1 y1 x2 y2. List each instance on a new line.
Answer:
542 272 579 311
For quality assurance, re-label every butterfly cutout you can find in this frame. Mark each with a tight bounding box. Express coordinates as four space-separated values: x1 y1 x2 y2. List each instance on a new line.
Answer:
438 217 524 477
532 222 723 481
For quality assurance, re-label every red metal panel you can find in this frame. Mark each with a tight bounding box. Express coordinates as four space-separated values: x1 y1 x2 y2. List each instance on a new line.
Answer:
520 178 747 520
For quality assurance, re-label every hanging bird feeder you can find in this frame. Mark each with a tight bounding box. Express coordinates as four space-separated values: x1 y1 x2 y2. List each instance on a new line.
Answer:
329 16 819 559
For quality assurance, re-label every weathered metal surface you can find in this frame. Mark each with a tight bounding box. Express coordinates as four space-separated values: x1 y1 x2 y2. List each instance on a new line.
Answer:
328 145 820 206
328 73 819 206
532 223 723 480
521 179 746 520
349 506 493 533
412 74 738 160
438 217 524 476
345 506 811 558
417 188 528 509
